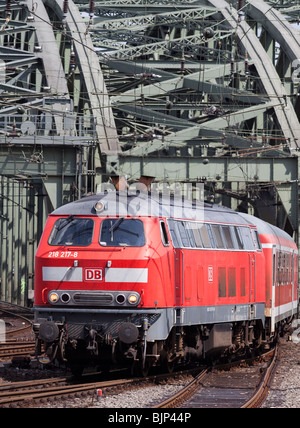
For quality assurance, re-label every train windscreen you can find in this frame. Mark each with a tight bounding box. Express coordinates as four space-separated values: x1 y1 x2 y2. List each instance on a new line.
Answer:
100 218 145 247
48 217 94 246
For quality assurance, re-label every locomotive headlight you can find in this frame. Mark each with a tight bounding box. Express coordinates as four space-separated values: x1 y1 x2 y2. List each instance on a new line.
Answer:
48 292 59 304
94 201 107 213
128 294 138 305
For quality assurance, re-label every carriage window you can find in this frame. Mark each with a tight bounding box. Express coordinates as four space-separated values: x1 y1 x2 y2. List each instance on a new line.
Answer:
100 218 145 247
212 225 225 249
49 217 94 246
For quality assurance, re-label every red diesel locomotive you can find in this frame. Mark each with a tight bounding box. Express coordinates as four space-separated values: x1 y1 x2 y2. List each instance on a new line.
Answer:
33 190 298 375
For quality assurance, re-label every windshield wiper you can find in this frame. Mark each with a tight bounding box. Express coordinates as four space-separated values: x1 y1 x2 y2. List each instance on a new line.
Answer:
57 215 75 231
109 217 124 232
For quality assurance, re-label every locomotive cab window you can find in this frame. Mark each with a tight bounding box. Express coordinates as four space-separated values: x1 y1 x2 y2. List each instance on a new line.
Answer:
49 217 94 246
100 218 145 247
160 221 169 246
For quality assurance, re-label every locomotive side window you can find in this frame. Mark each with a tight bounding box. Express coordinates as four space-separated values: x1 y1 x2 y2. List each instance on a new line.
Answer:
211 225 225 249
100 218 145 247
251 229 262 250
160 221 169 246
199 224 212 248
186 223 197 248
166 220 259 252
177 221 191 247
190 223 203 248
168 220 180 248
221 226 234 249
239 227 255 250
49 217 94 246
234 227 244 249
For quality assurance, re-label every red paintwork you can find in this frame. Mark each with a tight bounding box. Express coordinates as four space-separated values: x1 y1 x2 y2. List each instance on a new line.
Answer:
259 233 298 316
35 214 298 322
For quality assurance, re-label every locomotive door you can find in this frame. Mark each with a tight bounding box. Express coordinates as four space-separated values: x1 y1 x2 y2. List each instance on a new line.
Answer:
249 253 256 302
175 249 184 306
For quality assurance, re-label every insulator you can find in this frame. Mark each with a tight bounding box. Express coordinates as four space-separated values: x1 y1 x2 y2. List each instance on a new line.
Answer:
63 0 68 15
231 57 235 75
6 0 11 16
245 52 249 74
181 59 185 73
89 0 94 16
70 51 76 70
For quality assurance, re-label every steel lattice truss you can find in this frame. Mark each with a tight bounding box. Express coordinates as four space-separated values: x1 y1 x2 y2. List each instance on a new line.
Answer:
0 0 299 194
0 0 299 171
78 0 300 170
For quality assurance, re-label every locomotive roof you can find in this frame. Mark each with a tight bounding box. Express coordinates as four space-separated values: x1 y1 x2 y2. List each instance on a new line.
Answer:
51 191 251 226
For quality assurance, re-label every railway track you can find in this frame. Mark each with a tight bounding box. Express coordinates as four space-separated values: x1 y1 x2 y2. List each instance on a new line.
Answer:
0 368 195 408
0 341 36 359
0 302 35 359
0 301 33 339
0 343 279 408
154 346 278 409
0 375 138 407
0 300 281 410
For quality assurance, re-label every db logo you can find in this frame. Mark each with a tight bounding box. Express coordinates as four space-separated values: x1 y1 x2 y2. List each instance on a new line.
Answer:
85 268 103 281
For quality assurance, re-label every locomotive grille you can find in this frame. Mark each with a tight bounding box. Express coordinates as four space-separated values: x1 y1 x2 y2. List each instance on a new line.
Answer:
73 293 114 305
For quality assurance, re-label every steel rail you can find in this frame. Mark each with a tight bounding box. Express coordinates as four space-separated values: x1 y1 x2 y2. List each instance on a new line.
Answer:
0 377 135 406
153 368 209 409
241 343 279 408
153 345 278 409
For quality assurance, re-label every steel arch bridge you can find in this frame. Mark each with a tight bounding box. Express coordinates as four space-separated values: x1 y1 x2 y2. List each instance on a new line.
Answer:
0 0 300 304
